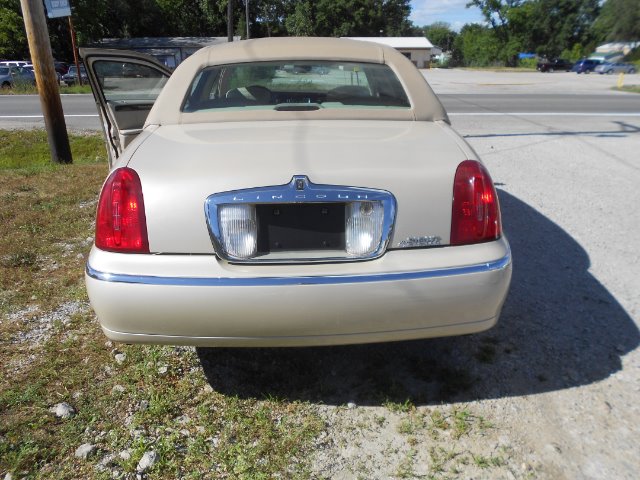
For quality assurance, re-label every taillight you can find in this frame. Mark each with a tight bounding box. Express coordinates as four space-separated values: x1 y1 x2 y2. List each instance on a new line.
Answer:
451 160 501 245
95 167 149 253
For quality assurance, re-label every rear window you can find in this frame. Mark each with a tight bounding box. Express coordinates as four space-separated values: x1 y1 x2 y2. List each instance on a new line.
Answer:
0 67 9 75
182 61 410 112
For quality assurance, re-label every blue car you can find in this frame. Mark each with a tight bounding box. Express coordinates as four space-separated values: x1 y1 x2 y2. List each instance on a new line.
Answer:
572 59 602 74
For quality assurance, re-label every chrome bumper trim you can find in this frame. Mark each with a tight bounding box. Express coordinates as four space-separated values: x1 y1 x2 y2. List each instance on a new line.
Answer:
86 250 511 287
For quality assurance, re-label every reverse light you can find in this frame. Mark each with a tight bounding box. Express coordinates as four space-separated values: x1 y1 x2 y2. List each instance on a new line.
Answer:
345 201 384 256
218 204 257 259
451 160 501 245
95 167 149 253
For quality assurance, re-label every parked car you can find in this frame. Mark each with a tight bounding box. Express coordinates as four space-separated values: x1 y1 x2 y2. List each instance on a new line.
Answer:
81 38 512 347
0 66 13 88
54 61 69 76
537 58 573 72
594 62 637 74
571 59 602 74
62 65 88 85
5 66 36 86
0 60 29 68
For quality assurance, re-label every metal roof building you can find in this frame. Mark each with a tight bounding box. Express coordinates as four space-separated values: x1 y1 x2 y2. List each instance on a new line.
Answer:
344 37 437 68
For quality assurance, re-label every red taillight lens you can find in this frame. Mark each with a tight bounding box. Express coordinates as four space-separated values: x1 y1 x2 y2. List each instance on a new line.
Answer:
451 160 501 246
95 167 149 253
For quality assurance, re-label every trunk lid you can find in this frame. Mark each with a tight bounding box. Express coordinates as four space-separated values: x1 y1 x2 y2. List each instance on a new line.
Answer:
128 120 470 254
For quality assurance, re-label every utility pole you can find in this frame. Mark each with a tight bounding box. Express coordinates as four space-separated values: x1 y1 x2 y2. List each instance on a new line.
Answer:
227 0 234 42
68 16 82 86
20 0 72 164
246 0 250 39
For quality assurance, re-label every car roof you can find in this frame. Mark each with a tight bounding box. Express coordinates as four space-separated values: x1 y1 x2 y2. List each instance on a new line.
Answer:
146 37 448 126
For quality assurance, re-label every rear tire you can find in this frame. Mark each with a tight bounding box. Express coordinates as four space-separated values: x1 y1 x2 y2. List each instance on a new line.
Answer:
1 81 11 89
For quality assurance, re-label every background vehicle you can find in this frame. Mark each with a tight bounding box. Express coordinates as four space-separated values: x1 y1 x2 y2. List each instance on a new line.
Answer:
572 59 602 74
0 66 12 88
0 60 29 68
537 58 573 72
62 65 88 85
54 61 69 76
594 62 637 74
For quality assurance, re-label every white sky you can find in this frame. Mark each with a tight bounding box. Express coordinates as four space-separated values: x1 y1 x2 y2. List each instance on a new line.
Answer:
410 0 485 31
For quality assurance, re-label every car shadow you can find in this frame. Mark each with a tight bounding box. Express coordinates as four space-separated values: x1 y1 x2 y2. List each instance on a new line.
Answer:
197 190 639 405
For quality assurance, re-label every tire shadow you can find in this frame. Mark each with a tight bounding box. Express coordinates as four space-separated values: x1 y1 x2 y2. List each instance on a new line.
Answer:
197 190 639 405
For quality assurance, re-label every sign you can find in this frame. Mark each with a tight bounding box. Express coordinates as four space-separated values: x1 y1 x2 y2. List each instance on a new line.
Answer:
43 0 71 18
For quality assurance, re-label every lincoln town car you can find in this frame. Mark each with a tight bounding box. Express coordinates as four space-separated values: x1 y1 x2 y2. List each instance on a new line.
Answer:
82 37 511 347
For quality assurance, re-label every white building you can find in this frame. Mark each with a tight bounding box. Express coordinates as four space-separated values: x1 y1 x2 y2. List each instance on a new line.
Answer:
344 37 436 68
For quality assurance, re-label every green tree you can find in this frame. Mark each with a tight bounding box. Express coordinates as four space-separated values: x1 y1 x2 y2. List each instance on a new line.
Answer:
0 0 27 59
466 0 600 64
284 1 314 36
422 22 458 51
592 0 640 42
453 23 501 67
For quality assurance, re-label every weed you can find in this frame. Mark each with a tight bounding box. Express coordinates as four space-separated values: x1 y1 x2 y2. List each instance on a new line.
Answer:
397 413 424 435
396 448 417 478
383 398 415 413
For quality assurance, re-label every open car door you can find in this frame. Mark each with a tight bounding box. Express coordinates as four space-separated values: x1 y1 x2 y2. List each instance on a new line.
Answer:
80 48 172 167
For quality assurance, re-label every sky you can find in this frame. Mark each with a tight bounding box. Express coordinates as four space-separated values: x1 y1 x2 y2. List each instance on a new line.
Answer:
410 0 486 31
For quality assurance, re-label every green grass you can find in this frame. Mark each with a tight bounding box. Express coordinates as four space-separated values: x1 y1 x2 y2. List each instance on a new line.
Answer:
0 130 105 170
0 130 325 479
614 85 640 94
0 84 92 95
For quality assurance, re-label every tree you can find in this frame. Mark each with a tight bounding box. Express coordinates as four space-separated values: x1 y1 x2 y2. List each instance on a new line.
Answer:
284 1 314 36
592 0 640 42
466 0 600 64
453 23 501 66
422 22 457 52
0 0 28 59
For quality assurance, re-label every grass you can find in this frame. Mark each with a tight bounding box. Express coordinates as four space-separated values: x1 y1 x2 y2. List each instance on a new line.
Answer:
0 130 105 170
613 85 640 94
0 83 92 95
0 130 324 479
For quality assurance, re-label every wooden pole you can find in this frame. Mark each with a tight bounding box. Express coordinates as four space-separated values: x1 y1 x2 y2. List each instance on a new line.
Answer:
245 0 250 39
227 0 234 42
68 16 82 86
19 0 72 164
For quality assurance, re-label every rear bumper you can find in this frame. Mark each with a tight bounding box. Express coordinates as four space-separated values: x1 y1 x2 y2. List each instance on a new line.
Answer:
85 238 512 347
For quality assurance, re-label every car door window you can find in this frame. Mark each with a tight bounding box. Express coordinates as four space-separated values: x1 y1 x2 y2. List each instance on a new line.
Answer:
93 61 168 102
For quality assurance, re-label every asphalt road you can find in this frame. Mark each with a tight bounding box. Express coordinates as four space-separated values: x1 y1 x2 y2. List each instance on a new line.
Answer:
1 92 639 130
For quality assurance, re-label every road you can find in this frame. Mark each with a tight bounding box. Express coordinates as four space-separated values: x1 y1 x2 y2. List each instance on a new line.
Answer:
1 92 639 130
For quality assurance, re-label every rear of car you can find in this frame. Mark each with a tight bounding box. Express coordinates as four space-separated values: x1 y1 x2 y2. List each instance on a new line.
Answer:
83 38 511 347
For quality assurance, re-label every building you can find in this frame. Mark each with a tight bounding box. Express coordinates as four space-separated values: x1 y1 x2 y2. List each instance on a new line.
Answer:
344 37 436 68
90 37 240 69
